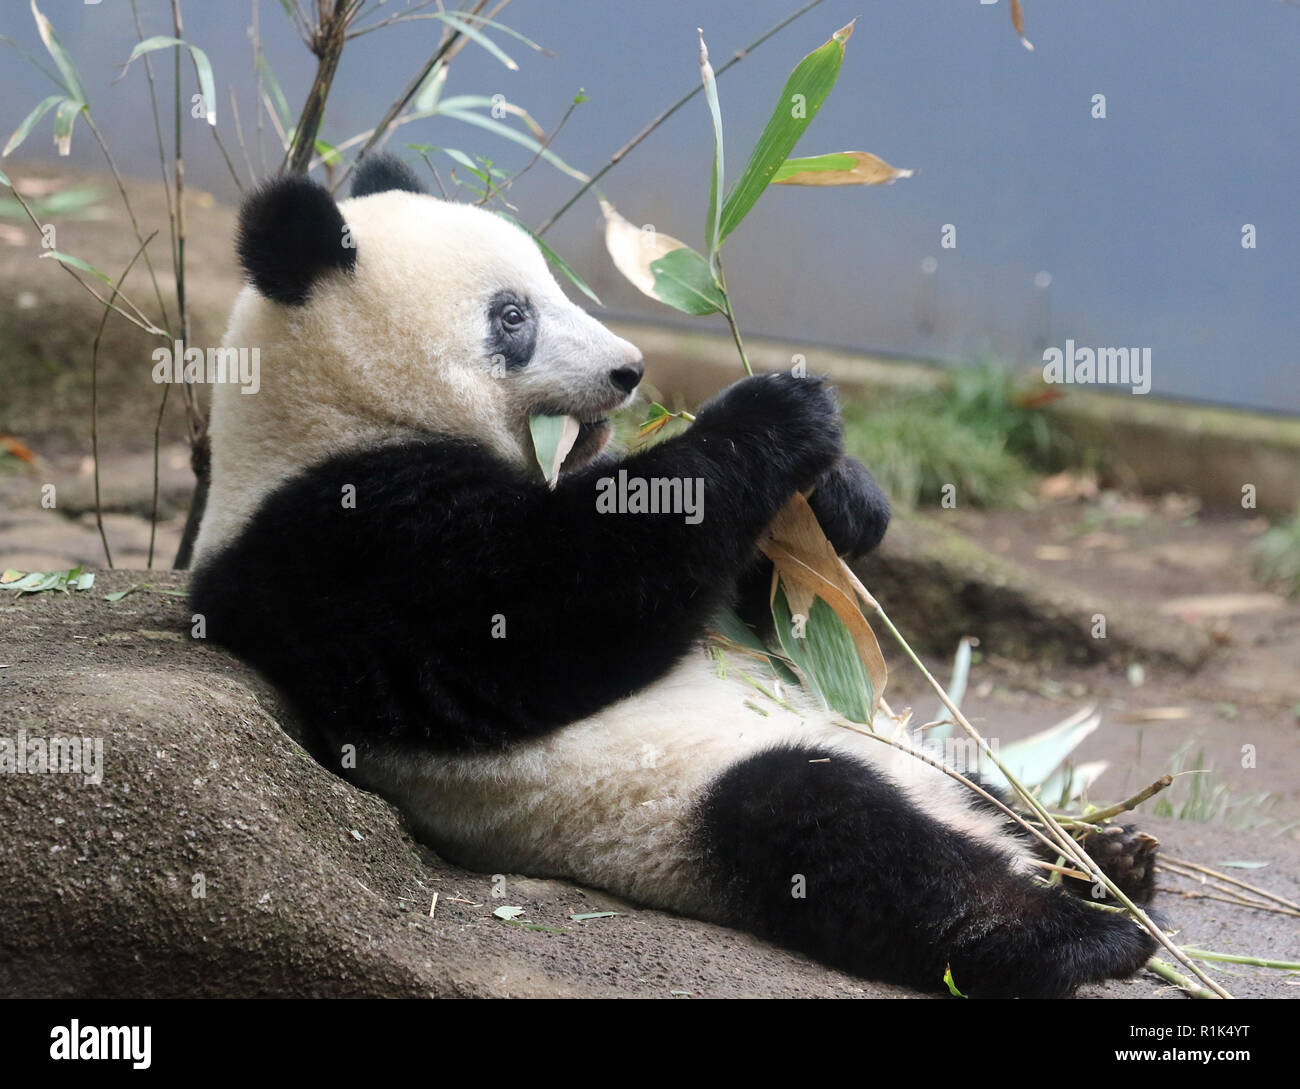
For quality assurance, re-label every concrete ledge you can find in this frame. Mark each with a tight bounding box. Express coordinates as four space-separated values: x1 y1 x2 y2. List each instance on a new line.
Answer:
617 319 1300 514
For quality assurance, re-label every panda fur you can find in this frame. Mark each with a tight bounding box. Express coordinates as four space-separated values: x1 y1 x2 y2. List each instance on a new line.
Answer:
190 154 1158 998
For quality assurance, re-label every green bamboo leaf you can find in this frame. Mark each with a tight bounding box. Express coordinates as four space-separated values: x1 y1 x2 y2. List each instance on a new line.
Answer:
1037 760 1109 808
495 212 601 305
442 147 490 182
927 637 975 741
943 966 966 998
255 51 292 131
648 248 727 316
30 1 87 104
698 29 725 266
0 165 9 187
640 402 670 428
773 150 914 186
51 97 82 156
412 63 446 112
437 95 534 127
3 93 63 157
38 249 114 283
433 11 518 70
422 95 546 137
437 108 587 182
15 184 104 218
528 413 580 488
314 139 341 167
708 605 801 686
983 706 1101 791
772 589 873 724
0 565 93 594
0 33 65 93
103 584 143 602
124 36 217 125
601 200 722 315
440 12 547 54
717 21 854 242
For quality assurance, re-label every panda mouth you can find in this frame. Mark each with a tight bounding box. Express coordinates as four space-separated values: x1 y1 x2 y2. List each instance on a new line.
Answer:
528 398 621 472
566 416 612 466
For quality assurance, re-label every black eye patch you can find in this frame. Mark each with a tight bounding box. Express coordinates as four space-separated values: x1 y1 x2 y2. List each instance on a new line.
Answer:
486 290 537 371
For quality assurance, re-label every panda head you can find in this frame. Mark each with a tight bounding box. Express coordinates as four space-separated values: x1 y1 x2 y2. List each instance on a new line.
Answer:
230 153 643 474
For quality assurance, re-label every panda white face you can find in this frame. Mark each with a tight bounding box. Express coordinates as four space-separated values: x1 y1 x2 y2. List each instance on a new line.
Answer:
231 172 642 469
196 166 644 561
337 190 643 469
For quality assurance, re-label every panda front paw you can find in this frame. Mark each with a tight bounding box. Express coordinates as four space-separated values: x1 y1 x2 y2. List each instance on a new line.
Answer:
807 457 891 558
693 372 842 492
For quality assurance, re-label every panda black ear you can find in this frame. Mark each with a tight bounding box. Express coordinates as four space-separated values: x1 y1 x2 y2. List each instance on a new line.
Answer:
351 152 427 198
236 173 357 306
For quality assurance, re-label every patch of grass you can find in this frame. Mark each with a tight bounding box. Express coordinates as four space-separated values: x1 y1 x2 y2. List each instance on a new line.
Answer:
1150 742 1297 834
1251 506 1300 597
946 356 1076 470
840 358 1073 510
841 396 1034 509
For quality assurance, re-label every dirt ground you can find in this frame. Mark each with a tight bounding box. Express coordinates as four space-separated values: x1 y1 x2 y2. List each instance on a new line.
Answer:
1 449 1298 998
930 491 1300 833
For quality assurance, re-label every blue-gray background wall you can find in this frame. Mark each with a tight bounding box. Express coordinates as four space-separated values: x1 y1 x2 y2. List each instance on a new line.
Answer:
3 0 1297 411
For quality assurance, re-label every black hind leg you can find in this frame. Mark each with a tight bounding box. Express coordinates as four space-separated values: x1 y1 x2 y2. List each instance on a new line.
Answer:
692 745 1157 998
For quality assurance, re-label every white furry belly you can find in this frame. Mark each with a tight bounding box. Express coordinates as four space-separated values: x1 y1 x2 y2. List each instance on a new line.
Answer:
361 650 1029 915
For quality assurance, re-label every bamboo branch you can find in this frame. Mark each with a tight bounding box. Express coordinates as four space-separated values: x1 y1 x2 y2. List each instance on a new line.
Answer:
1083 774 1174 823
1162 855 1300 912
715 255 753 376
1158 882 1300 918
84 115 172 336
536 0 828 236
147 381 171 570
476 90 582 207
332 0 496 192
283 0 361 175
90 231 160 568
1182 948 1300 970
2 183 163 334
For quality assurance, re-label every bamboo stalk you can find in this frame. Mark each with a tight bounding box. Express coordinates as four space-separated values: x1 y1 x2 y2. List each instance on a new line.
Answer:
1159 884 1300 919
89 232 160 568
1147 957 1218 999
1162 855 1300 912
1084 774 1173 823
1182 948 1300 970
283 0 357 175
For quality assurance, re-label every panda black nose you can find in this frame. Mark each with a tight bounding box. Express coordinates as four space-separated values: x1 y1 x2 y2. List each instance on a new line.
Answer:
609 362 644 394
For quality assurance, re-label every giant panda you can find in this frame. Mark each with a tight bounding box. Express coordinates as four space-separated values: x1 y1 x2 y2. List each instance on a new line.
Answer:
190 153 1159 998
